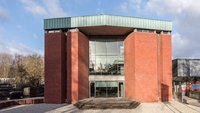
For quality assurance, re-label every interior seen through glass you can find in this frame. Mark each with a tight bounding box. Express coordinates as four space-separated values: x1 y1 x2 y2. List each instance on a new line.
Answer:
90 81 124 97
89 38 124 75
89 37 124 97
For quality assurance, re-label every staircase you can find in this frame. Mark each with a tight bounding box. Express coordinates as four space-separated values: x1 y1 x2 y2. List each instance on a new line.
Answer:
74 98 140 109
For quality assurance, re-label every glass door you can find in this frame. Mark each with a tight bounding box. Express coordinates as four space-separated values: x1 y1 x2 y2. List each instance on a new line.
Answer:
90 81 124 97
90 82 95 97
119 82 124 97
107 87 118 97
95 81 118 97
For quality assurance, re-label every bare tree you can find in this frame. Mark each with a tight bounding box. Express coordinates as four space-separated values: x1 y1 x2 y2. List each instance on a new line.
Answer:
22 54 44 87
0 53 13 78
10 54 28 87
0 53 44 89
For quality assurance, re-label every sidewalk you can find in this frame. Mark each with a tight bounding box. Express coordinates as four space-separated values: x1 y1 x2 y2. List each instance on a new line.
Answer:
183 96 200 107
0 100 200 113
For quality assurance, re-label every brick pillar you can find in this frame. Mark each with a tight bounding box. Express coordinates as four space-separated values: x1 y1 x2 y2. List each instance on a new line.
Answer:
66 31 72 103
66 29 89 104
125 31 159 102
44 31 66 103
159 34 172 101
124 32 136 100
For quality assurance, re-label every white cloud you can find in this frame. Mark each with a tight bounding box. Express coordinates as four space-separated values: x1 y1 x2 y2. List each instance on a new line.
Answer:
120 0 200 58
44 0 67 17
120 0 142 13
20 0 67 18
12 43 42 55
20 0 47 16
0 41 42 56
146 0 200 16
0 27 42 55
172 33 190 58
146 0 200 58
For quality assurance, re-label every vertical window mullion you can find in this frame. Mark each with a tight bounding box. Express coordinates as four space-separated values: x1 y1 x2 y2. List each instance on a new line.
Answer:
106 41 107 76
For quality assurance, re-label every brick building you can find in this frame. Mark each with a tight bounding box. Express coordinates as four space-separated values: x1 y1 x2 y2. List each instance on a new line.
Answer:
44 15 172 104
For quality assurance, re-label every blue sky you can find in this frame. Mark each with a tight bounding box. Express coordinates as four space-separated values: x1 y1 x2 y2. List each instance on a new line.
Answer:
0 0 199 58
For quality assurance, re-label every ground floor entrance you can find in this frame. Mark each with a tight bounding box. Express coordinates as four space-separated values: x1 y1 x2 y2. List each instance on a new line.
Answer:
89 81 124 97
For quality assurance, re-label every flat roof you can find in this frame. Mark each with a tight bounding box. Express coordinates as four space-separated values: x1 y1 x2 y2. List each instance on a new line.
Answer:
44 15 172 31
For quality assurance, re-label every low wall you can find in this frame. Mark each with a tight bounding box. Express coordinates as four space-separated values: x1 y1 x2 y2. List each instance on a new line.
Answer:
0 97 44 109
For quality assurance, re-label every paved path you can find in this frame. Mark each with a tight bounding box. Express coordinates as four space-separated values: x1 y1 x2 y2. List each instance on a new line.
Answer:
0 101 200 113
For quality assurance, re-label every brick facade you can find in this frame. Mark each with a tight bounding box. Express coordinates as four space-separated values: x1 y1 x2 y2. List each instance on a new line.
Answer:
45 30 89 104
45 30 172 104
45 32 66 103
124 32 172 102
160 34 172 101
67 30 89 104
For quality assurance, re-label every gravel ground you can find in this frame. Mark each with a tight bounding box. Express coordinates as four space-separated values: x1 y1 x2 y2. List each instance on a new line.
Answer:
0 100 200 113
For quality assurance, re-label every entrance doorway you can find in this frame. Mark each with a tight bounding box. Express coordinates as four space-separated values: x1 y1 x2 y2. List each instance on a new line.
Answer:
89 81 124 97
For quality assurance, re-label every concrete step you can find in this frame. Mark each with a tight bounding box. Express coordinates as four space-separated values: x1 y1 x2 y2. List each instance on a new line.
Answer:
74 98 140 109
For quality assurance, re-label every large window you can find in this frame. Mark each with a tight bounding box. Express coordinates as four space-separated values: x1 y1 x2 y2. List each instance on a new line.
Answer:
89 37 124 75
89 81 124 97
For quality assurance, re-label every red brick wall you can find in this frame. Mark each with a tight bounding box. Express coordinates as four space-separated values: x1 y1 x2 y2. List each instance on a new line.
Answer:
125 32 172 102
78 32 89 100
124 32 136 100
45 30 171 104
45 32 66 103
160 34 172 101
66 32 72 103
125 32 159 102
66 30 89 104
134 32 159 102
71 31 79 103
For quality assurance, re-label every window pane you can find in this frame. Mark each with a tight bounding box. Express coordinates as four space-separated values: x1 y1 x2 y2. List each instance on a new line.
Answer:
89 41 96 56
95 56 106 75
89 37 124 76
107 56 118 75
107 41 118 56
89 55 95 74
118 41 124 56
96 41 106 55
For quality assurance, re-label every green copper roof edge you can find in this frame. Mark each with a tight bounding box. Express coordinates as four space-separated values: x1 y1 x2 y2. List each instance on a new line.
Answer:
44 14 172 31
44 14 171 22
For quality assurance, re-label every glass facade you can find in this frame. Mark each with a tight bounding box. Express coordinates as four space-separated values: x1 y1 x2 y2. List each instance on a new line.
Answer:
89 37 125 97
89 37 124 76
90 81 124 97
95 81 118 97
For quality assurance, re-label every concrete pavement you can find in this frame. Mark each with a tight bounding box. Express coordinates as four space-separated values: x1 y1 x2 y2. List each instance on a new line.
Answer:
0 100 200 113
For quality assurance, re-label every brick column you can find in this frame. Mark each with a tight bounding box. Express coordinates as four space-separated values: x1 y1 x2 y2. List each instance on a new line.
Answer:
125 31 159 102
125 31 172 102
66 31 72 103
159 34 172 101
44 31 66 103
66 29 89 104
